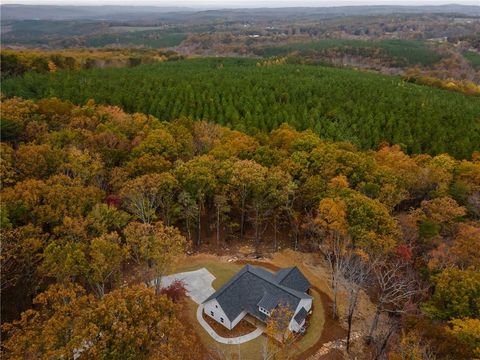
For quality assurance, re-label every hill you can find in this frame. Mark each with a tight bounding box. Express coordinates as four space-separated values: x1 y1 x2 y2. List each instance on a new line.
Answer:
2 4 479 21
2 58 479 158
254 39 443 67
1 96 479 360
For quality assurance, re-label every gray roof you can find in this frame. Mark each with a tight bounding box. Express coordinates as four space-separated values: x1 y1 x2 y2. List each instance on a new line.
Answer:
294 307 308 324
258 293 280 311
203 265 311 322
275 267 311 293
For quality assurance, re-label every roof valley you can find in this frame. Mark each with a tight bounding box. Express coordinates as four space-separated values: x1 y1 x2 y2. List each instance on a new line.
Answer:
203 264 311 322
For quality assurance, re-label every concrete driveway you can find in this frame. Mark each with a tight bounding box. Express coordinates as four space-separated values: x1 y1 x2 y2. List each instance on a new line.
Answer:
160 268 216 304
160 267 264 344
196 304 264 344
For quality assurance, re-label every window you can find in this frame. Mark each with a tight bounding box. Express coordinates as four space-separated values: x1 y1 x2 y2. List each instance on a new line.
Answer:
259 307 270 315
220 317 224 323
210 311 214 316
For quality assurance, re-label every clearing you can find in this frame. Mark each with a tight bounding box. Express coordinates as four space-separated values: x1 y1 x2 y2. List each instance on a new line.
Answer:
174 252 334 359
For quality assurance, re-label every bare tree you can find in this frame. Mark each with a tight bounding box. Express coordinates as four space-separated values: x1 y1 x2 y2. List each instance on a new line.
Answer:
213 193 230 247
366 261 419 343
321 233 351 319
342 254 373 352
371 317 400 360
316 197 350 319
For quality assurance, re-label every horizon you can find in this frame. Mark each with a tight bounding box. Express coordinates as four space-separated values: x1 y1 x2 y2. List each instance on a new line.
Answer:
2 1 479 8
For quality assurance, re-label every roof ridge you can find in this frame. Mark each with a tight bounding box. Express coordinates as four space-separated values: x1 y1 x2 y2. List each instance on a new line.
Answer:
203 265 311 305
202 265 250 303
248 266 309 300
275 266 296 283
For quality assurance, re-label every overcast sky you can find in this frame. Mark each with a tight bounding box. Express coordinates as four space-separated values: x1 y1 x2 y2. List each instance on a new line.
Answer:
2 0 479 7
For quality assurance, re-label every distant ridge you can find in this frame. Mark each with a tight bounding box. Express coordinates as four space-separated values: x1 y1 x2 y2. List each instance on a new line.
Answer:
0 5 197 21
2 4 479 21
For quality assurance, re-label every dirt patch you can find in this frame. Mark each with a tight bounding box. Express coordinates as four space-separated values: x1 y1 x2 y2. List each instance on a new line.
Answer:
300 290 347 360
202 311 257 338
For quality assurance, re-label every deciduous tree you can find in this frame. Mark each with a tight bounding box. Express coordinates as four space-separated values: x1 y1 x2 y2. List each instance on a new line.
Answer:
2 283 92 360
88 233 126 298
315 197 349 319
424 268 480 320
121 172 179 225
367 261 419 341
124 221 187 293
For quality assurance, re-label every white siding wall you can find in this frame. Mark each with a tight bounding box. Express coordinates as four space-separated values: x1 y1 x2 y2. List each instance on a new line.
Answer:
231 310 247 329
203 299 232 329
205 295 313 333
288 297 313 332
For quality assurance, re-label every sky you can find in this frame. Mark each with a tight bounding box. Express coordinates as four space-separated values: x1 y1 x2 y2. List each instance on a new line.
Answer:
2 0 479 7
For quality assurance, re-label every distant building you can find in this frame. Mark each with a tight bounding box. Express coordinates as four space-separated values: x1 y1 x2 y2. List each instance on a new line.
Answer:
203 265 312 333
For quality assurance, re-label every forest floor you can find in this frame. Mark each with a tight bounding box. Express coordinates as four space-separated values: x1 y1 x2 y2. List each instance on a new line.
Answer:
173 248 376 360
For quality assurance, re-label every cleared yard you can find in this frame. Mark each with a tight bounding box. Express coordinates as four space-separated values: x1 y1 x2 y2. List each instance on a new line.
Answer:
175 258 243 289
175 254 326 360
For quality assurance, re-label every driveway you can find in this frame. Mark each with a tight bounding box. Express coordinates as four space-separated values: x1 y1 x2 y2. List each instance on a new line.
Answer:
160 268 216 304
196 304 264 344
159 267 264 344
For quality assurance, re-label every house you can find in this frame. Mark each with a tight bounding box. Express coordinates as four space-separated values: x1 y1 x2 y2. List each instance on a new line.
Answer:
203 264 312 333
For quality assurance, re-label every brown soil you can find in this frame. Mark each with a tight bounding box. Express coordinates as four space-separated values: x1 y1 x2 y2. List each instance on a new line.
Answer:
302 290 347 360
202 311 257 338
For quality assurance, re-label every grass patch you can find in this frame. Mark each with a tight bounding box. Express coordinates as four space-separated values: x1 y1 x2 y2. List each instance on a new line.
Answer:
293 289 325 356
175 258 242 289
175 256 325 359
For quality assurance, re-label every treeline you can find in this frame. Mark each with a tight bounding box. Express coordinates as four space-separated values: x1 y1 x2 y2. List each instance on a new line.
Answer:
0 49 183 79
254 39 443 67
85 31 187 48
2 58 479 159
403 71 480 96
1 97 479 359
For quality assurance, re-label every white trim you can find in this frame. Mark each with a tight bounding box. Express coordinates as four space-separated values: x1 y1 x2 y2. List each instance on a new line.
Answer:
289 298 312 332
196 305 263 345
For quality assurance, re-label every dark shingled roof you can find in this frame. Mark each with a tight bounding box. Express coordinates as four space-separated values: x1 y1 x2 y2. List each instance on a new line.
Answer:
203 265 311 322
275 267 311 293
258 293 280 311
294 307 308 324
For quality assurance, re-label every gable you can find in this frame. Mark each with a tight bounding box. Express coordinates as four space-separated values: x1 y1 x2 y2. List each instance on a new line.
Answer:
277 267 311 293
